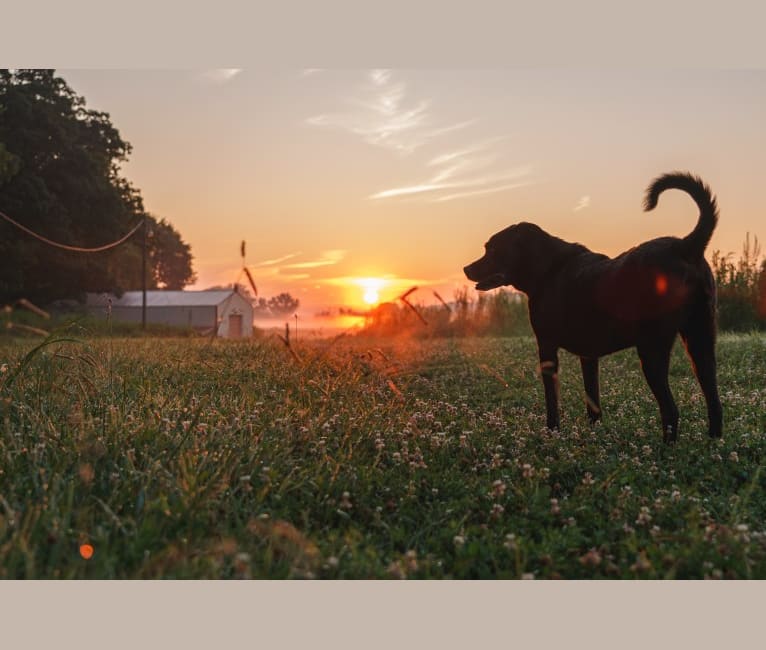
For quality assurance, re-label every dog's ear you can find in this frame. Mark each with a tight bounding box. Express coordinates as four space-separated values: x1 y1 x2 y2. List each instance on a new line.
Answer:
498 223 568 294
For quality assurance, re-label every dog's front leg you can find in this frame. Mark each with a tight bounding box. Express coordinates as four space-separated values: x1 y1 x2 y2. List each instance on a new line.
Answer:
538 344 560 430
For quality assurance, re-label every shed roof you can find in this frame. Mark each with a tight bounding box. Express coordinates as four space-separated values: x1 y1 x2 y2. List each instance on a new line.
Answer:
87 290 240 308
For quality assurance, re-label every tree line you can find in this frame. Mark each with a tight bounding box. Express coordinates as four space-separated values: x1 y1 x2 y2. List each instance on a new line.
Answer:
0 69 195 305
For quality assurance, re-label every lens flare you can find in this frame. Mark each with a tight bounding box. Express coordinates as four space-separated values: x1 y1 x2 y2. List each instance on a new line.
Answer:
655 273 668 296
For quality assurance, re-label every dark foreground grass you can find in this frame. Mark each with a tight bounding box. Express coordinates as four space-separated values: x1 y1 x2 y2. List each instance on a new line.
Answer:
1 330 765 578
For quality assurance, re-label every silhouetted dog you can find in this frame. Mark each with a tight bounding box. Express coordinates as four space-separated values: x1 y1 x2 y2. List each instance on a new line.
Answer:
464 172 723 442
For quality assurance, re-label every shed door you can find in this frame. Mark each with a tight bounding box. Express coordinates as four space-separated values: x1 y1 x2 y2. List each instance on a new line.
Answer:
229 313 243 338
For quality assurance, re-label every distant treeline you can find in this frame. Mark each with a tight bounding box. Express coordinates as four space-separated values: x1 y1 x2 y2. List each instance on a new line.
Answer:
360 288 533 338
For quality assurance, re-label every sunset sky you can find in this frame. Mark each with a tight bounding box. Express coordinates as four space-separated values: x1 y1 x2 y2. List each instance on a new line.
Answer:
60 69 766 318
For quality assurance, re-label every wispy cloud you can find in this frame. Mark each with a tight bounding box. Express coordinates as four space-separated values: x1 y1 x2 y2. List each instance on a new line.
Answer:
305 70 533 203
435 180 533 202
370 183 450 199
573 195 591 212
306 69 473 155
370 163 534 202
427 138 506 168
278 273 311 281
200 69 242 84
423 120 478 139
281 249 347 270
254 251 303 267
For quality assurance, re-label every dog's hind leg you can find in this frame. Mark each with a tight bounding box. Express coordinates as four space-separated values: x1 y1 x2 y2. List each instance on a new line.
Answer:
680 306 723 439
637 338 679 443
538 344 560 430
580 357 602 423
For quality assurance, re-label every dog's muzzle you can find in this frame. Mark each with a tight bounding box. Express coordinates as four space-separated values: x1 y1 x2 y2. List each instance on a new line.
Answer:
473 273 507 291
464 261 507 291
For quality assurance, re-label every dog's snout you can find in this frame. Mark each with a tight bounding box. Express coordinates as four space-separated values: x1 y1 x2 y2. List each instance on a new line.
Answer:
464 261 480 280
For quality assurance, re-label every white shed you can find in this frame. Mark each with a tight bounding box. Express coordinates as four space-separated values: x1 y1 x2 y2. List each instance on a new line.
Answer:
86 289 254 338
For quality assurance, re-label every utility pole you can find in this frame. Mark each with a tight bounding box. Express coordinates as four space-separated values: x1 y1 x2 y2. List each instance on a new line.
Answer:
142 213 147 330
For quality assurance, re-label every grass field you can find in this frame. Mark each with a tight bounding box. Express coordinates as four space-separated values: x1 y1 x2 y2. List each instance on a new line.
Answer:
1 329 765 578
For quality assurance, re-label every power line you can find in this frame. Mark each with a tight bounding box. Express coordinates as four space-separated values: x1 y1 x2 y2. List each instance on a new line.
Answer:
0 208 143 253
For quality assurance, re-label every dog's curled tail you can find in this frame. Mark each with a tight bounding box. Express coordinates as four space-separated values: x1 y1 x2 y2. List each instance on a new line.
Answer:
643 171 719 259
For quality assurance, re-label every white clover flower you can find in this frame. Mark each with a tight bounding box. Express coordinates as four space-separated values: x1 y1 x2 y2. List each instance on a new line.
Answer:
630 552 652 573
635 506 652 526
579 548 602 567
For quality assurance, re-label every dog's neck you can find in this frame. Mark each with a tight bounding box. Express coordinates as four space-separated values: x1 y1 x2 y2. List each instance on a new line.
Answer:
516 237 591 299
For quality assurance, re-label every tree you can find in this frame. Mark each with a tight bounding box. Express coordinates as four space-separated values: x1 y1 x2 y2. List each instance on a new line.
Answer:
148 217 196 289
0 141 19 184
0 69 195 303
252 297 270 316
268 292 300 316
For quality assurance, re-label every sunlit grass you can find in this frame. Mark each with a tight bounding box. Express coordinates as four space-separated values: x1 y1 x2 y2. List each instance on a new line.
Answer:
0 331 764 578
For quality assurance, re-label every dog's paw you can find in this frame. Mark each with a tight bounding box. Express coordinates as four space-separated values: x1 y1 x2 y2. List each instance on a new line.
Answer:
662 426 678 445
